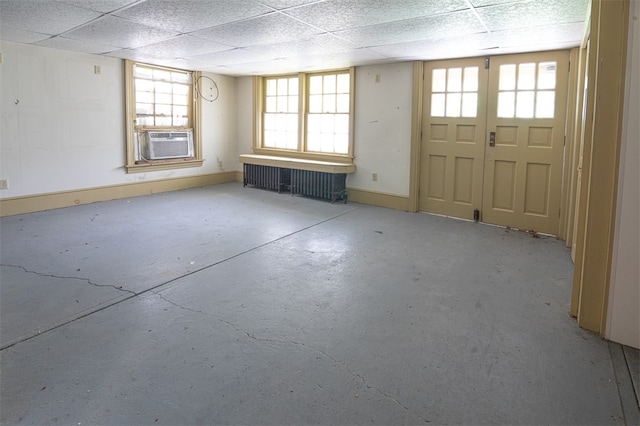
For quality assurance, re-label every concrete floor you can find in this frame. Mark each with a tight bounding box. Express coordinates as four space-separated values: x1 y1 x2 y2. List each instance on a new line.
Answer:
0 182 637 425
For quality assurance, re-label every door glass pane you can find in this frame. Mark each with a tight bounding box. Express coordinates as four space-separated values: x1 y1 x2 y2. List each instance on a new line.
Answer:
499 64 516 90
538 62 556 89
463 67 478 92
431 93 445 117
432 69 446 92
446 92 461 117
461 93 478 117
447 68 462 92
536 91 555 118
517 63 536 90
516 91 535 118
498 92 515 118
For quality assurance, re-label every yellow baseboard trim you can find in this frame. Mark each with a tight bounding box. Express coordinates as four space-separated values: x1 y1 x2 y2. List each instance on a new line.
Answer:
347 188 410 211
0 172 237 217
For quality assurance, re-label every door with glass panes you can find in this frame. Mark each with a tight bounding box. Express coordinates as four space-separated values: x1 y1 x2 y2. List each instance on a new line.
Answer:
420 51 569 235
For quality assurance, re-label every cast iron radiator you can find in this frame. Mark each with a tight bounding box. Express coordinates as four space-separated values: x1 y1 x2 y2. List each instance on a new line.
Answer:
290 169 348 203
243 164 290 193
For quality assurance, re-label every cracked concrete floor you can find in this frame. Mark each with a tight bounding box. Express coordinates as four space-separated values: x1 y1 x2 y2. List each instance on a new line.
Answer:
0 183 628 424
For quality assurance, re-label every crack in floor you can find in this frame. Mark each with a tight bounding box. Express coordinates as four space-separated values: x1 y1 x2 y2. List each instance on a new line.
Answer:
0 264 136 295
152 291 431 424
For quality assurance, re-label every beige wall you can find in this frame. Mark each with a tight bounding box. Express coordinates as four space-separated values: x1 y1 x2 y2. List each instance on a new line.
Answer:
607 0 639 348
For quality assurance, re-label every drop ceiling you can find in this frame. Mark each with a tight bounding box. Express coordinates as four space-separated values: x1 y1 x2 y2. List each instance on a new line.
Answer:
0 0 590 76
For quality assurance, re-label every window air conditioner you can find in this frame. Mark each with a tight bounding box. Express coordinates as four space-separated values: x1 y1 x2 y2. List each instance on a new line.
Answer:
143 130 193 160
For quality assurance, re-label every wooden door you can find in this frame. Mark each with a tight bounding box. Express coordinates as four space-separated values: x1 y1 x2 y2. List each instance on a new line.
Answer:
482 51 570 235
419 57 488 219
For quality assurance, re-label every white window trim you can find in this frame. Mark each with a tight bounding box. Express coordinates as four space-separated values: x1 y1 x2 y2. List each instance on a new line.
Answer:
124 60 203 173
253 68 355 164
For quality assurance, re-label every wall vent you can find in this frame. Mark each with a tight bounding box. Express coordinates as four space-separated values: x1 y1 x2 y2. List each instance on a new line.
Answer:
143 130 193 160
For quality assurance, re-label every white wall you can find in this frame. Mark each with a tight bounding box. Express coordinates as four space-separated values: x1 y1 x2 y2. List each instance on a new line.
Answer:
606 0 640 349
0 41 238 198
350 62 413 196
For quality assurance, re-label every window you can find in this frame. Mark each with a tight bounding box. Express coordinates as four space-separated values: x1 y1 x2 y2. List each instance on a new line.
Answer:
430 66 479 118
255 69 354 162
497 62 557 119
125 60 203 173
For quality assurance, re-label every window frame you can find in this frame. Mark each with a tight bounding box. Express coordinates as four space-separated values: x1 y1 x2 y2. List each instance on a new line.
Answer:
253 68 355 164
125 60 203 173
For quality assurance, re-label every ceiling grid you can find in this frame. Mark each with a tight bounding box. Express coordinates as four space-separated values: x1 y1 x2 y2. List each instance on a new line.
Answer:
0 0 590 75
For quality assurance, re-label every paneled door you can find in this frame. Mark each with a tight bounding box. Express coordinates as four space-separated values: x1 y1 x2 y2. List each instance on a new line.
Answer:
420 51 569 236
419 57 488 219
482 51 569 235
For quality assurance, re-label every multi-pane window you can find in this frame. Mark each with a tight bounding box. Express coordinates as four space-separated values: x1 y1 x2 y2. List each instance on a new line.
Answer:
125 61 203 172
264 76 299 150
497 62 556 118
431 67 479 118
134 64 191 127
307 73 350 154
259 69 353 158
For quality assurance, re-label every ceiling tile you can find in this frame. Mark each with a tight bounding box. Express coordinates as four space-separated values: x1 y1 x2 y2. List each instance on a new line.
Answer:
136 35 231 58
247 33 356 59
64 15 178 49
228 47 388 75
257 0 325 10
476 0 590 31
107 48 210 71
0 27 51 44
35 36 120 54
469 0 522 6
0 0 102 35
193 12 323 48
55 0 139 13
284 0 468 32
113 0 273 33
335 9 482 47
185 48 270 68
490 22 586 48
368 33 495 60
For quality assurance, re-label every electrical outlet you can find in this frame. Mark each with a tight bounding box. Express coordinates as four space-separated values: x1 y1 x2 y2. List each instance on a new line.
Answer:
94 65 101 75
0 179 8 190
375 74 380 83
372 173 378 182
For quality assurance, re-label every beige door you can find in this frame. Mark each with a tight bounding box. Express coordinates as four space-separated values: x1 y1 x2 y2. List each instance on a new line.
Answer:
482 51 569 235
419 57 488 218
420 51 569 235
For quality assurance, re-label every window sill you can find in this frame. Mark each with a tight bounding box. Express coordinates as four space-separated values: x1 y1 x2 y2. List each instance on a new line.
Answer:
252 148 354 165
239 154 355 174
126 158 204 174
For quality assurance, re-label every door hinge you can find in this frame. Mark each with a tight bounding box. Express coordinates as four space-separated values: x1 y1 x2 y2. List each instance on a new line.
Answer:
485 57 490 69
